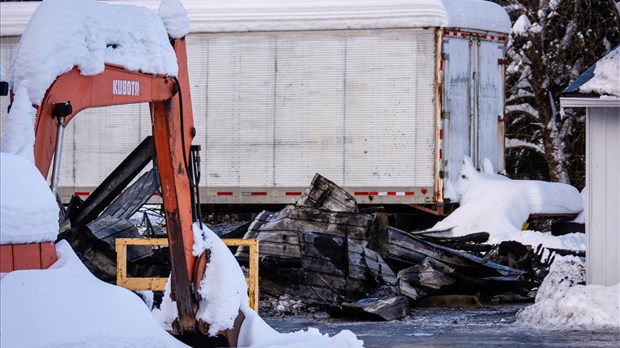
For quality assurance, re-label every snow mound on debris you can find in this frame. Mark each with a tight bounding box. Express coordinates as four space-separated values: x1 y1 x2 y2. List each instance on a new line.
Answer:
517 256 620 328
0 240 186 347
2 0 179 162
0 152 59 244
432 157 584 249
579 46 620 97
194 222 250 335
154 223 365 346
154 222 249 336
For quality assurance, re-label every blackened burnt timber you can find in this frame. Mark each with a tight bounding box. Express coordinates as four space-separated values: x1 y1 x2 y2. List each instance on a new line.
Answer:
397 257 457 301
298 232 397 307
296 173 358 213
238 205 384 260
382 227 526 278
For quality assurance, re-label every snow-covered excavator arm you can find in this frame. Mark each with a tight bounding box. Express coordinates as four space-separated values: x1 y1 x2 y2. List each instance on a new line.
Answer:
31 37 222 338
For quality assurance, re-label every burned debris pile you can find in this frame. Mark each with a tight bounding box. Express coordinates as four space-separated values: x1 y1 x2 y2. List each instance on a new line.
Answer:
58 162 557 321
240 174 556 320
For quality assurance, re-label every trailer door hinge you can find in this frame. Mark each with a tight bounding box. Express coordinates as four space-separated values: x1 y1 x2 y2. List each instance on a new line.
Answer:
442 53 449 61
442 111 450 120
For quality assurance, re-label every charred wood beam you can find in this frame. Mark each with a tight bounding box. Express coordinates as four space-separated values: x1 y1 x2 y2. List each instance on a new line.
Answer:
98 169 157 221
71 136 154 227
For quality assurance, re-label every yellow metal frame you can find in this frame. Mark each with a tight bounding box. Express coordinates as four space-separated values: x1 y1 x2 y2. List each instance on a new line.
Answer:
116 238 259 311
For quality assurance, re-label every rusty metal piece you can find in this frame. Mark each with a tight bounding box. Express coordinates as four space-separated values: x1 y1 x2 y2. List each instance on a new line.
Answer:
223 311 246 348
193 250 209 302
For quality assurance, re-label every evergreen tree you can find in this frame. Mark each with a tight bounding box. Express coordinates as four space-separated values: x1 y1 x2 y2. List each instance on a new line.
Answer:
494 0 619 188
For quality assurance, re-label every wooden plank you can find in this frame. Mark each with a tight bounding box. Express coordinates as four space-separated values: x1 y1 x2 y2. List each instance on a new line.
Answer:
241 205 376 260
12 243 41 270
71 136 154 226
0 245 14 272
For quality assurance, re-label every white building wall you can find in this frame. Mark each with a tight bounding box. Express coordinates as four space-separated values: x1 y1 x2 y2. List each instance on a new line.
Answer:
586 106 620 285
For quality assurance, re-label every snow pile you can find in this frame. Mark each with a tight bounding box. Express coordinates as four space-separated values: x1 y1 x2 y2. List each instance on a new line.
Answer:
517 256 620 328
579 46 620 97
2 0 180 161
193 222 250 335
0 152 59 244
155 222 364 346
0 240 187 347
433 157 584 249
158 0 189 39
239 309 364 348
261 294 316 316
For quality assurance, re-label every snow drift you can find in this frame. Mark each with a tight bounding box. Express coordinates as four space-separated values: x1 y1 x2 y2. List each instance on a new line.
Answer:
432 157 584 249
517 256 620 328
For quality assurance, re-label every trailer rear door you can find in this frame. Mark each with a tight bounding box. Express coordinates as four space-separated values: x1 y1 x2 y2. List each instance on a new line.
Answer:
442 31 505 197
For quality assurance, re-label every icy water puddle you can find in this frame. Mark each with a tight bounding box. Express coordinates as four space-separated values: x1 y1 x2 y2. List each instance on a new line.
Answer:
264 303 620 347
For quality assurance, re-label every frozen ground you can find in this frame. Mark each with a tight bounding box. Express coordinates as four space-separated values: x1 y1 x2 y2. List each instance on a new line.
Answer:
265 304 620 348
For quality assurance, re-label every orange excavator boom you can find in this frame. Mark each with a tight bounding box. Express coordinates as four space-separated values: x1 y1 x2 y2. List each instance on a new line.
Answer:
31 37 203 335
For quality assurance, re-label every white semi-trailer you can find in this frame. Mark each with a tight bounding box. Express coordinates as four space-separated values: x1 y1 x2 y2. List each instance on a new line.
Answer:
0 0 510 211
